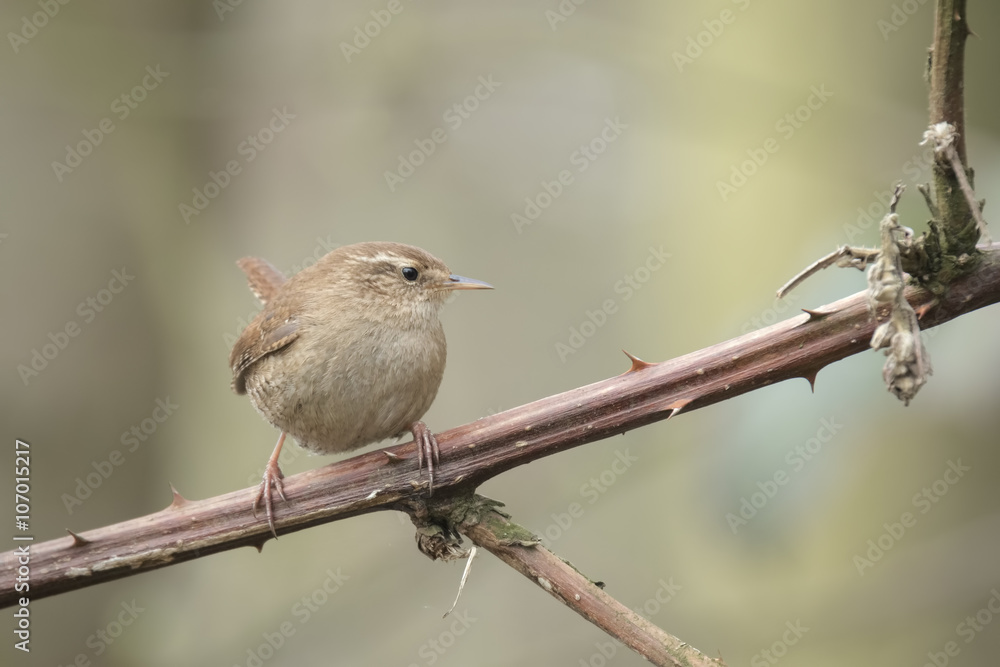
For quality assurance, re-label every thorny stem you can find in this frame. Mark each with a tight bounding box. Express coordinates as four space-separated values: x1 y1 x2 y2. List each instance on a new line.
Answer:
928 0 979 260
3 245 999 610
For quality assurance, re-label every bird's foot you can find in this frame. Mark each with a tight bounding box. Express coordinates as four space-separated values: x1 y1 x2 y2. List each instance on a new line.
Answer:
411 421 440 496
253 432 288 538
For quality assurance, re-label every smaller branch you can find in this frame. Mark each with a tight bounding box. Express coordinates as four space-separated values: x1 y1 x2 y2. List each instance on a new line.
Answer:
776 246 880 299
917 183 941 220
928 0 978 256
929 0 969 162
922 122 990 243
947 147 987 241
777 186 904 299
459 506 721 667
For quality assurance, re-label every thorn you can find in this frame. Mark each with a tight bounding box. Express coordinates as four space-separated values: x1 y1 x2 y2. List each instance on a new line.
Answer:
66 529 91 547
251 539 268 553
665 398 693 419
621 350 656 373
803 371 818 392
383 450 403 463
168 483 188 510
914 300 937 320
802 308 832 322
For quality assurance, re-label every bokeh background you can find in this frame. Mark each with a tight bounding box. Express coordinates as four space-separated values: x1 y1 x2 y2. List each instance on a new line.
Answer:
3 1 1000 665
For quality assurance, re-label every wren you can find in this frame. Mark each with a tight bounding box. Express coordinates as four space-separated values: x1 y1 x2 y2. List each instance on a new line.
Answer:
230 241 492 537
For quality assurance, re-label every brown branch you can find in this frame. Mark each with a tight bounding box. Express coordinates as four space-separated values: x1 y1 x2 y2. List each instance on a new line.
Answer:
775 245 880 299
929 0 968 162
928 0 979 256
3 243 999 610
459 506 721 667
401 494 720 665
941 134 990 243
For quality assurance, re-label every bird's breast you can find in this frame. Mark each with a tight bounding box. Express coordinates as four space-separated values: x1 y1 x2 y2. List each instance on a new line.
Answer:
247 318 447 454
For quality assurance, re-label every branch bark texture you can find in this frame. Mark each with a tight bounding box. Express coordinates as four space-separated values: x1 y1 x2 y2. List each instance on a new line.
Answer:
929 0 978 257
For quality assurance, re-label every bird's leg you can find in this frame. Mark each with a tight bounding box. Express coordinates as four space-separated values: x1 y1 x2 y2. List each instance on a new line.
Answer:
410 421 440 496
253 431 288 538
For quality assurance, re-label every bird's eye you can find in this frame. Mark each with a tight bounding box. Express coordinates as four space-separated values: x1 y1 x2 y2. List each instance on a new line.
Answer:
401 267 419 281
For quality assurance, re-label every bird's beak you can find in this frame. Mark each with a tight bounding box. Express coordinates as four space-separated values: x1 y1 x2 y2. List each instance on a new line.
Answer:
436 274 494 291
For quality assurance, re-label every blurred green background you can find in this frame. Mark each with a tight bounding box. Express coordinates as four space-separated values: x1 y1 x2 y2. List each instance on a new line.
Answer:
2 1 999 665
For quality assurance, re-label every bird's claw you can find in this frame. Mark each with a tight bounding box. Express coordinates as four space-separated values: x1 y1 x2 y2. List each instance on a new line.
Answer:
411 421 440 496
253 461 286 539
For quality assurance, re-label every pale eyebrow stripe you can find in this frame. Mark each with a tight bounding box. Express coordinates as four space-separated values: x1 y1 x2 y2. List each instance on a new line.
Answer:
357 252 406 264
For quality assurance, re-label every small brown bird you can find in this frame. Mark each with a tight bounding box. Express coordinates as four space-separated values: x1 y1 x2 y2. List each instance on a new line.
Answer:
230 241 492 537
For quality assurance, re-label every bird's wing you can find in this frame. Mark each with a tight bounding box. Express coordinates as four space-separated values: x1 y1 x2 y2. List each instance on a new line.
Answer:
229 305 300 395
237 257 287 305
